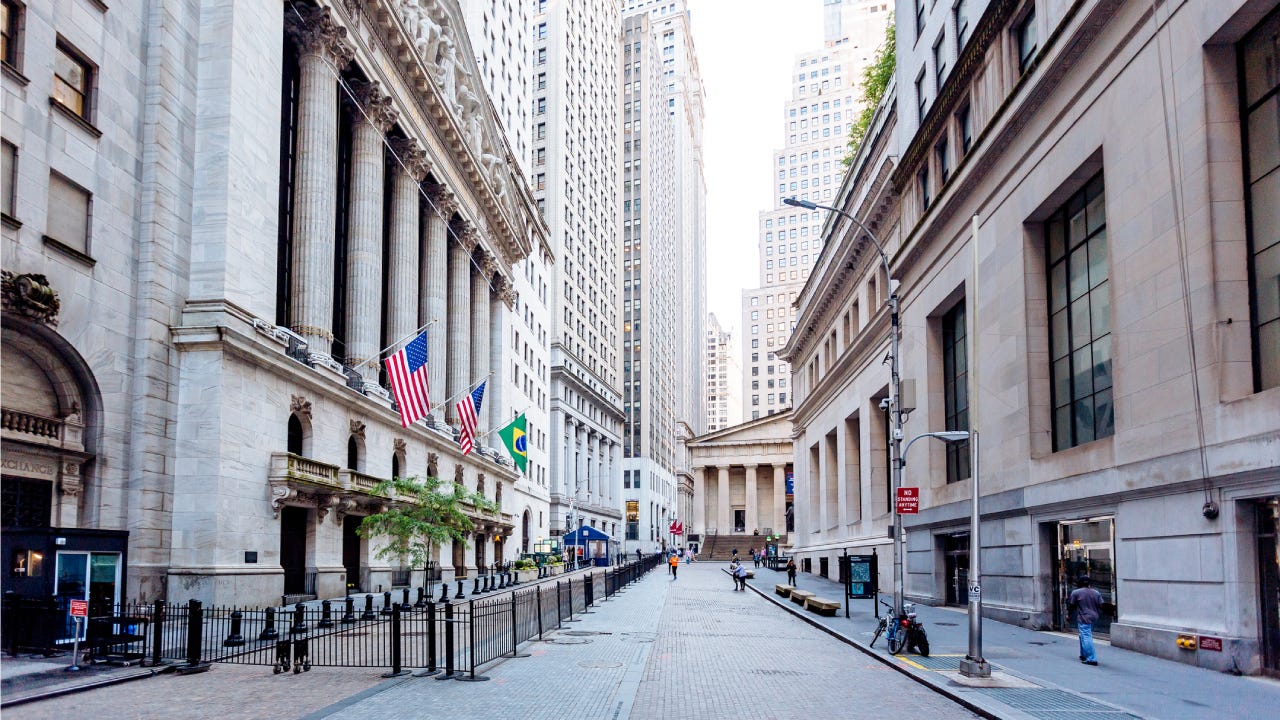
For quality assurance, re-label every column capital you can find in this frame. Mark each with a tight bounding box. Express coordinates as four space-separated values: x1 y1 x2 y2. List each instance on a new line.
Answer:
388 137 431 181
743 463 759 471
345 80 398 132
475 248 499 279
453 222 480 252
426 184 459 217
286 4 354 67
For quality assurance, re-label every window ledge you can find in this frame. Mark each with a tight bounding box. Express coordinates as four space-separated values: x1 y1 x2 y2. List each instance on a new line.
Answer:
1 213 20 229
48 99 102 139
42 235 96 267
2 62 29 86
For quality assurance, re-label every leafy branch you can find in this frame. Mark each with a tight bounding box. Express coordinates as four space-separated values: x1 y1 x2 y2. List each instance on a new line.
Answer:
357 475 498 569
844 19 896 166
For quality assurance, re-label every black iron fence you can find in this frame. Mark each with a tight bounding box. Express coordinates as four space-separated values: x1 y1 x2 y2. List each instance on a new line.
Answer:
2 554 663 679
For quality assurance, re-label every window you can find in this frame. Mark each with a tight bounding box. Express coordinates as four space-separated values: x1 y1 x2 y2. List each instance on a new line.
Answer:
958 104 973 155
942 301 970 482
1241 11 1280 390
918 167 930 211
915 72 927 123
46 171 90 255
956 0 971 50
937 138 951 185
1016 8 1037 74
1 0 21 70
915 0 925 36
1047 173 1111 450
52 40 93 121
1 140 14 219
933 33 947 87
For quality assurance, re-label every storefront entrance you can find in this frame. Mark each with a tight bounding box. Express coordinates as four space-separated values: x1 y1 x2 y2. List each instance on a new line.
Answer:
1256 497 1280 678
941 534 970 606
280 506 309 595
342 515 362 592
1054 517 1117 636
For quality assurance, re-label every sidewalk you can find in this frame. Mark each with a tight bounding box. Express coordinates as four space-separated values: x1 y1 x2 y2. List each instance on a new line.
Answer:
0 561 609 708
746 565 1280 720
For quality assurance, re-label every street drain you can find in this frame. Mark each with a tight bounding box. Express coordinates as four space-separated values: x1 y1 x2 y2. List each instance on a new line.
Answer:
934 622 959 626
563 630 611 636
578 660 623 669
549 638 591 645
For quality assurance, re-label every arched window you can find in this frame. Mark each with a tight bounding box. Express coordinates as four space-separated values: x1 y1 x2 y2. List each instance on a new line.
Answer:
391 453 401 479
288 414 304 455
347 436 359 470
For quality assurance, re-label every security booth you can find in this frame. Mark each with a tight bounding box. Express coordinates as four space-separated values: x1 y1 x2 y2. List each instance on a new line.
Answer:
562 526 612 567
1 527 129 651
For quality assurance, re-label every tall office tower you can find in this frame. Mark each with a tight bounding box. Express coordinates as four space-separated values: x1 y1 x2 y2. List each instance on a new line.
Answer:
459 0 553 551
620 0 707 551
536 0 625 540
741 0 890 421
705 313 743 432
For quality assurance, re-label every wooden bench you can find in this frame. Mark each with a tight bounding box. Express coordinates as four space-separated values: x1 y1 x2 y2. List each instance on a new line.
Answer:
775 584 795 598
805 596 841 617
789 589 815 606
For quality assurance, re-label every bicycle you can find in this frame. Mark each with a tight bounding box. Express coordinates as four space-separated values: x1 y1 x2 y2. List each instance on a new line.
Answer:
869 597 929 656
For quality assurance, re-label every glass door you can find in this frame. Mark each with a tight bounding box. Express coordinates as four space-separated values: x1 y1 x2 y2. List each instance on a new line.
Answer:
1057 518 1116 636
52 551 120 643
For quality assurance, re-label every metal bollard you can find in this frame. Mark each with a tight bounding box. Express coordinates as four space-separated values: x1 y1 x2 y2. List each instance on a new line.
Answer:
318 600 335 629
443 600 456 677
512 570 520 586
415 587 427 609
290 603 307 634
438 582 449 603
223 610 246 647
361 594 377 620
401 588 412 612
341 596 356 624
484 575 493 592
455 580 465 600
259 606 279 640
472 577 481 595
501 572 509 589
380 591 393 616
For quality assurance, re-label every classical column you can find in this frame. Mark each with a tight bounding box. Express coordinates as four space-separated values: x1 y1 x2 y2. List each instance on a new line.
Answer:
386 138 430 352
446 224 476 423
773 464 787 536
469 251 493 443
423 186 456 423
489 282 509 436
563 417 575 502
717 466 730 534
745 464 758 535
342 81 397 388
576 425 589 505
551 411 565 496
285 7 353 359
693 467 706 536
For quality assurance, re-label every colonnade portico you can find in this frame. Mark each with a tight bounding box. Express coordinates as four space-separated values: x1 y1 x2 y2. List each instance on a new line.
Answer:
282 8 513 441
556 414 620 533
697 463 789 536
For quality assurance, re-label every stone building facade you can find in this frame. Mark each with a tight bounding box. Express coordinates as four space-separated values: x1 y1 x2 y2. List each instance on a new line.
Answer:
783 0 1280 675
1 0 546 607
687 412 794 545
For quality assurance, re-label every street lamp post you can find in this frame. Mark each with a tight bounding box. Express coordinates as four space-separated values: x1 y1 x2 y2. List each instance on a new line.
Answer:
901 430 989 678
784 196 906 617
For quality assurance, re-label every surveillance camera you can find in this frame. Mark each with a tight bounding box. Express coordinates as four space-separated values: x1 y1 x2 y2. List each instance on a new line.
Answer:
878 398 890 410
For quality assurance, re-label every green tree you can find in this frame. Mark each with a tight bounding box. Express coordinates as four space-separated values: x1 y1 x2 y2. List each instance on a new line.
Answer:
844 20 896 166
358 475 498 569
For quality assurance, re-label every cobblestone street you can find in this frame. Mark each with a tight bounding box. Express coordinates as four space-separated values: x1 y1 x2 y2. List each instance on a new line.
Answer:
5 564 979 720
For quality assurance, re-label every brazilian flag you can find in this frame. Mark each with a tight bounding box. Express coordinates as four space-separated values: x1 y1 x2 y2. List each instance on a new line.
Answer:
498 413 528 474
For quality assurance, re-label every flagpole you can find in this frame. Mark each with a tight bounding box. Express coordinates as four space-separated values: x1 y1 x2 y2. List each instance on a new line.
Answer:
351 318 439 370
432 373 493 415
475 403 534 442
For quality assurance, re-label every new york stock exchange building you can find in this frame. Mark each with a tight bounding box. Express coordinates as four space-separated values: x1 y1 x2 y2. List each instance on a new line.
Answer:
1 0 548 608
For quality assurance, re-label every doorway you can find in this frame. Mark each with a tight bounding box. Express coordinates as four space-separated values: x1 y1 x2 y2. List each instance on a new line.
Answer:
474 534 488 572
280 506 309 595
733 508 746 533
1257 498 1280 678
342 515 363 592
942 534 970 606
52 551 120 642
1054 517 1116 636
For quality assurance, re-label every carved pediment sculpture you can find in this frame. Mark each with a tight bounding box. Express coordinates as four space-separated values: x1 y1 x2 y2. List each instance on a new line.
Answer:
480 152 509 200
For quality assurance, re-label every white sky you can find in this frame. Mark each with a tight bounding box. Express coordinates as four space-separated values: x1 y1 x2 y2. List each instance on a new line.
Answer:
689 0 824 335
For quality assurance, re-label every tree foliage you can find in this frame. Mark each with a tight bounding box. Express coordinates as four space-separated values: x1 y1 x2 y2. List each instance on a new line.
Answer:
844 20 896 166
358 475 498 568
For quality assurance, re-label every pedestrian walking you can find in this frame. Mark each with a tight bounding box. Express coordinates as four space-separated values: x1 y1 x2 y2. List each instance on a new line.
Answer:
1068 576 1104 665
753 551 761 569
786 558 797 585
728 559 742 590
734 560 749 591
732 547 739 560
668 553 679 580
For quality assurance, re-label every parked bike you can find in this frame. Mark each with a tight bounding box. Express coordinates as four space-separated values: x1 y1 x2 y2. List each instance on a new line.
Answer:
870 597 929 656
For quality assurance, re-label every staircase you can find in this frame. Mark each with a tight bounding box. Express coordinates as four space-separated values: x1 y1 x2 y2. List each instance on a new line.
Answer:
698 534 777 561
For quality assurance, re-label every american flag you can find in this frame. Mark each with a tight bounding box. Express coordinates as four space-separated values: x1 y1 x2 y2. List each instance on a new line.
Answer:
456 380 486 455
384 331 432 427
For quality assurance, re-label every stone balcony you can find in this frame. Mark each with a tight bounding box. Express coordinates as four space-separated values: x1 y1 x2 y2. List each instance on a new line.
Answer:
1 407 84 452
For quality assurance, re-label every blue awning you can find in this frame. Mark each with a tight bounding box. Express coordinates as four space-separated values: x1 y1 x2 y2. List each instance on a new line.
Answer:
561 526 611 545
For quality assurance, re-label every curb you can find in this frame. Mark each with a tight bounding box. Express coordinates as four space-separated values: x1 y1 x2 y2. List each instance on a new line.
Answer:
742 578 1006 720
1 663 175 709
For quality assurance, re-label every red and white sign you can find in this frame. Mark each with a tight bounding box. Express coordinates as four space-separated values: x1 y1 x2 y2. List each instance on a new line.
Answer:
895 487 920 514
669 520 684 535
69 599 89 618
1198 636 1223 652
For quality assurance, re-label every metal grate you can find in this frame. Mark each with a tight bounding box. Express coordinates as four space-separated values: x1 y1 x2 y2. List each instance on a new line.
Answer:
900 654 965 670
1027 713 1138 720
981 688 1138 717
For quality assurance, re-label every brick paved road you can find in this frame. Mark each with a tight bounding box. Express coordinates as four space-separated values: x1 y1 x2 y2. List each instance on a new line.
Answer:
6 564 978 720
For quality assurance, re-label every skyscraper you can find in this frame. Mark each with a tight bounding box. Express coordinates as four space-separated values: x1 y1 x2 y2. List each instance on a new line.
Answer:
705 313 742 432
741 0 890 421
